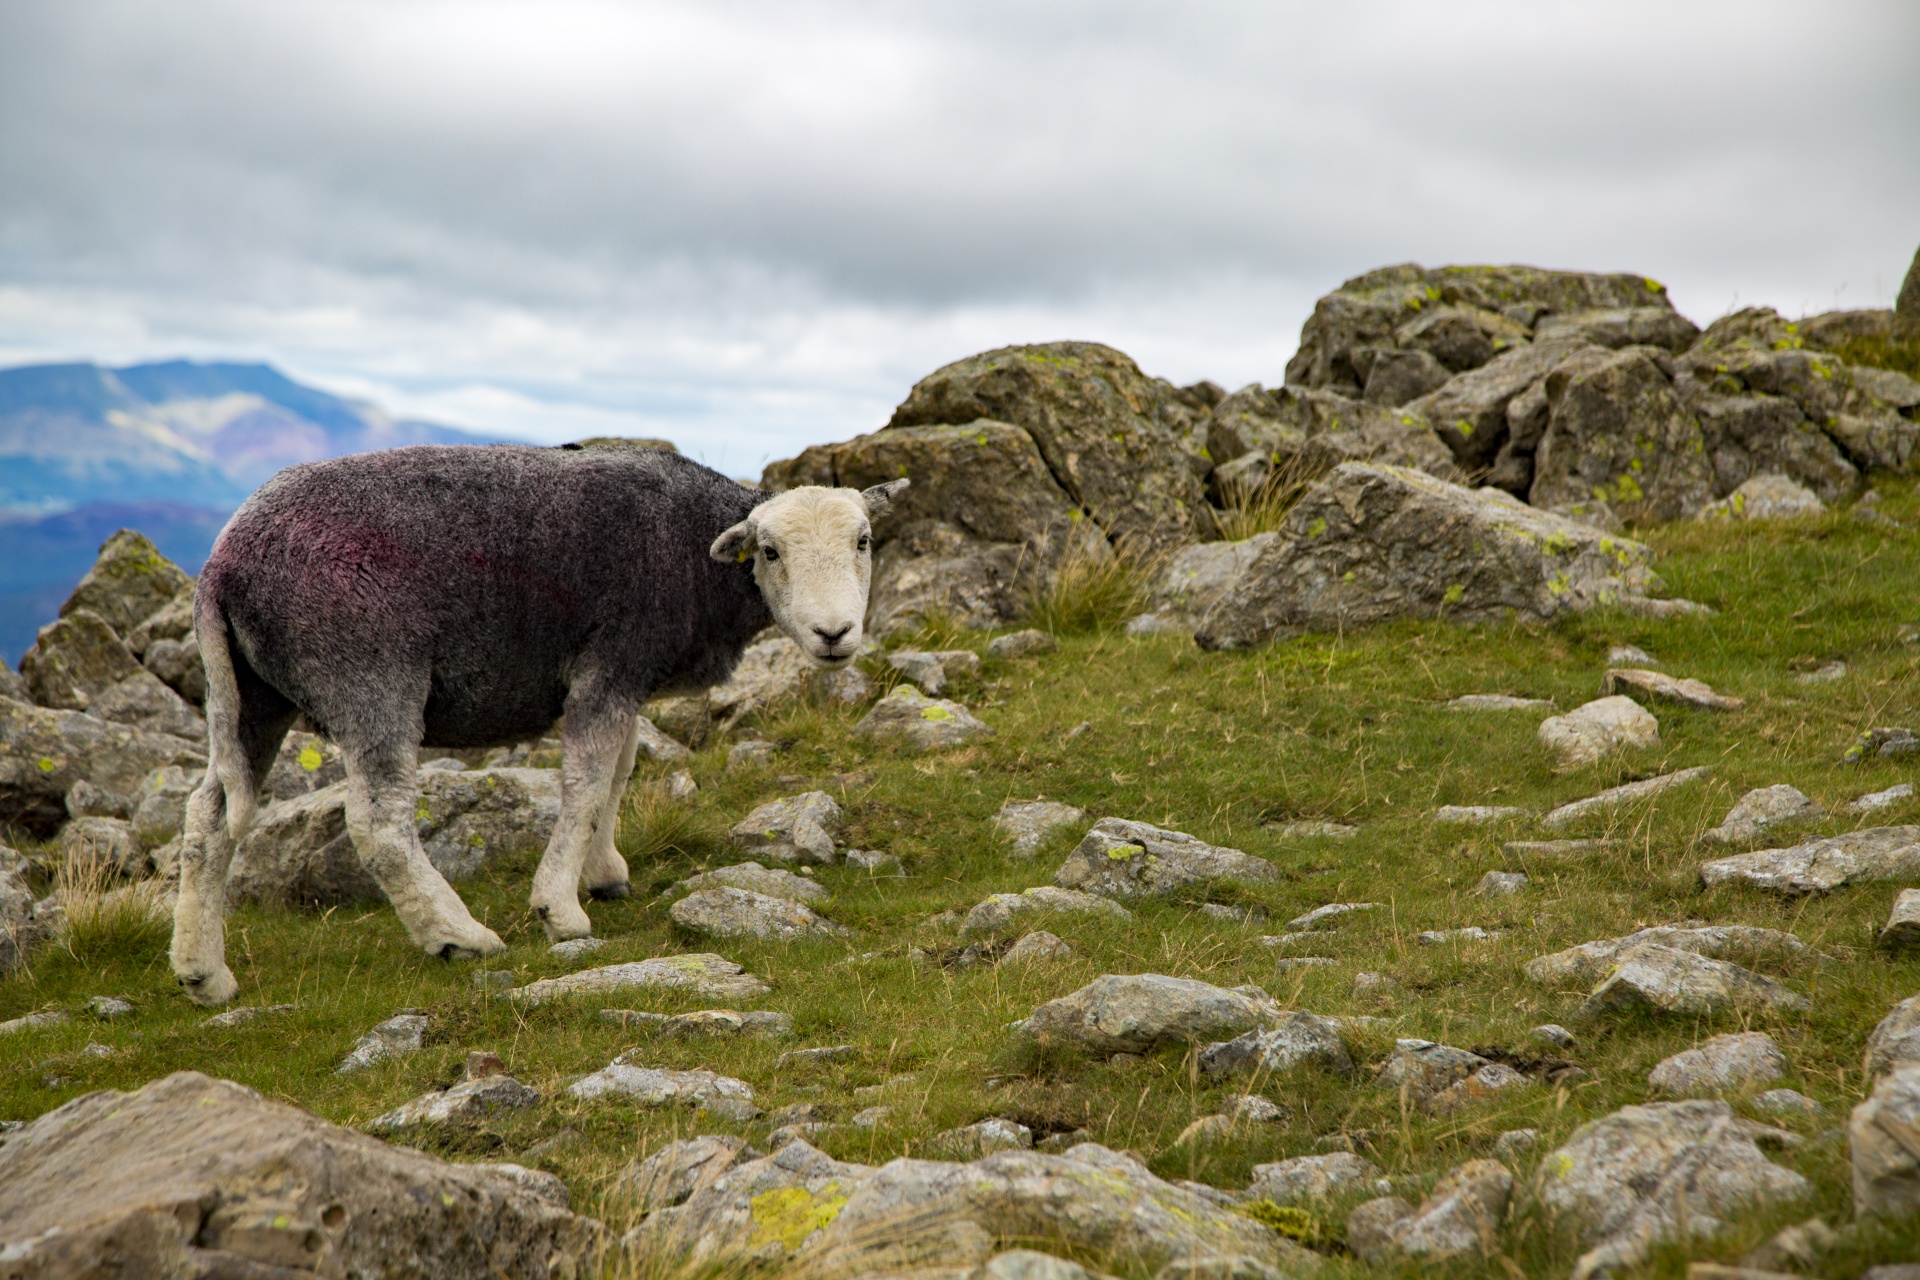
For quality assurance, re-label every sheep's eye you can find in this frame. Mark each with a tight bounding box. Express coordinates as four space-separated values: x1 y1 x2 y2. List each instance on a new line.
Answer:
857 535 870 552
761 545 780 563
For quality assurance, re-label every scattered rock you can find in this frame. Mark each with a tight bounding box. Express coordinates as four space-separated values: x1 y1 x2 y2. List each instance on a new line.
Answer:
130 764 198 851
201 1003 297 1029
1703 785 1824 845
1286 902 1376 930
1849 1063 1920 1218
87 995 133 1020
1352 970 1395 992
625 1136 870 1265
886 649 980 696
729 791 842 865
368 1074 542 1133
679 861 830 905
60 815 140 877
1699 474 1827 520
1345 1196 1417 1266
1532 1024 1577 1049
851 1106 891 1128
1542 767 1711 829
1849 783 1915 814
549 937 606 961
1475 871 1528 896
20 609 145 712
1198 1012 1353 1078
1880 889 1920 949
1019 973 1283 1055
1798 661 1848 685
1751 1089 1825 1119
1525 924 1805 984
1609 645 1658 666
1506 838 1609 860
1436 805 1528 825
925 1118 1034 1159
1845 727 1920 764
775 1045 856 1069
1274 957 1337 971
844 849 901 874
1263 819 1357 838
993 800 1087 857
1001 931 1073 964
987 630 1056 660
1648 1032 1787 1096
1700 825 1920 894
959 885 1131 938
1197 903 1263 925
1361 1159 1513 1262
1538 696 1659 769
727 740 778 771
1495 1129 1540 1157
55 530 193 637
854 685 992 750
567 1060 758 1121
633 715 692 763
614 1135 758 1214
670 887 847 942
1054 817 1280 900
1578 944 1809 1017
1602 667 1745 711
1416 927 1502 945
1448 695 1552 712
0 1071 599 1277
508 954 771 1006
1536 1100 1809 1280
1376 1040 1491 1102
1242 1152 1377 1204
1865 996 1920 1076
0 1010 68 1035
336 1011 428 1073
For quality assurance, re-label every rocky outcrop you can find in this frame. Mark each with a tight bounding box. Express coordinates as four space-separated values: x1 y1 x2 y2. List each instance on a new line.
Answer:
1190 463 1659 649
55 529 193 637
0 1071 601 1279
0 696 205 838
1204 383 1461 489
1529 346 1716 523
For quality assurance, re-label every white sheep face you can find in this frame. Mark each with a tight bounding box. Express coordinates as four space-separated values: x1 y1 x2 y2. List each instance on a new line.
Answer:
711 480 908 666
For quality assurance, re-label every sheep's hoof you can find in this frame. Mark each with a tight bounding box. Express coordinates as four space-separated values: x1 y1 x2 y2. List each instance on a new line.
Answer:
179 966 239 1006
588 881 632 901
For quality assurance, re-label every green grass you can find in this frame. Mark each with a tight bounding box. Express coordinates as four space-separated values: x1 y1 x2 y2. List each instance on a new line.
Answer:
10 484 1920 1275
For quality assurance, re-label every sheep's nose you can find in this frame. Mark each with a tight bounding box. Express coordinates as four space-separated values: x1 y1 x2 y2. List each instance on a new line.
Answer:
814 623 853 647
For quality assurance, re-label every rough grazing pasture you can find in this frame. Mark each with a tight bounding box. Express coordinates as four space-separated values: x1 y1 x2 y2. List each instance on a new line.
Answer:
7 487 1920 1277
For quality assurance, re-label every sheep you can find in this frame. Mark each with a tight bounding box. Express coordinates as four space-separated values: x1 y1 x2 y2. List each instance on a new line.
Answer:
169 441 906 1005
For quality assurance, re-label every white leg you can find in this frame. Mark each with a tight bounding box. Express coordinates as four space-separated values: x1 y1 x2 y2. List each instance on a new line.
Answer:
171 768 241 1005
344 752 505 959
581 715 642 899
529 713 630 940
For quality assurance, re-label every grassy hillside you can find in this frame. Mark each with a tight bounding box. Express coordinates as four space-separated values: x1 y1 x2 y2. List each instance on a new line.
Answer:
6 483 1920 1276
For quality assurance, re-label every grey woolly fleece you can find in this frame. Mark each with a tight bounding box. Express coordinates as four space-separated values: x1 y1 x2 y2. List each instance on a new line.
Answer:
197 443 770 753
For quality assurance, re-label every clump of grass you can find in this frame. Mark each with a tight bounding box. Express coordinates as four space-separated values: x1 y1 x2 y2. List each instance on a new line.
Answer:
1212 455 1315 542
1024 531 1156 635
900 606 973 654
617 782 718 864
49 846 169 965
1832 332 1920 379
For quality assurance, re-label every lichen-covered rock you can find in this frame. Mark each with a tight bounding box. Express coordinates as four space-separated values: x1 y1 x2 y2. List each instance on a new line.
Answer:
1204 383 1460 485
1530 346 1716 523
678 861 830 905
1536 1099 1809 1280
86 669 205 741
1600 667 1744 712
1198 1012 1353 1078
0 1071 600 1279
1646 1032 1785 1096
1702 785 1823 844
629 1138 870 1266
887 649 981 696
1018 973 1283 1055
58 816 140 878
1053 817 1279 900
1524 923 1805 985
614 1136 758 1214
567 1060 757 1118
1699 825 1920 895
1537 695 1658 769
1242 1152 1377 1205
1191 463 1657 650
140 632 205 705
19 610 144 712
924 1119 1034 1160
415 766 561 878
1363 1160 1513 1262
125 586 194 657
669 887 846 942
1865 995 1920 1077
959 886 1131 939
1700 474 1827 520
508 954 771 1006
1407 336 1595 475
367 1074 540 1132
1852 1063 1920 1218
993 799 1086 857
1577 944 1809 1017
729 791 843 865
54 530 191 641
261 731 346 801
0 697 205 838
854 685 991 750
1142 536 1278 633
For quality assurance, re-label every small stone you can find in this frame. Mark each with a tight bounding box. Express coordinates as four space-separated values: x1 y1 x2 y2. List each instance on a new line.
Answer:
1542 767 1711 828
1797 661 1848 685
1751 1089 1825 1118
728 791 842 865
1702 785 1825 844
1531 1024 1577 1049
664 770 697 800
1435 805 1528 825
1494 1128 1539 1156
658 1010 793 1038
1879 888 1920 949
508 954 771 1006
1257 932 1320 949
1849 783 1916 814
925 1117 1032 1158
1579 945 1809 1017
1376 1040 1489 1102
1526 924 1806 984
670 887 847 942
202 1003 297 1029
767 1122 837 1149
961 885 1132 939
727 740 778 770
1741 1217 1838 1272
886 648 980 695
567 1061 757 1118
1346 1197 1416 1265
472 970 515 989
1198 903 1264 925
1505 838 1609 860
1602 667 1745 711
1055 817 1281 900
336 1012 429 1073
993 800 1088 857
1474 871 1528 896
1430 1063 1533 1114
86 996 134 1021
844 848 902 874
1699 474 1826 521
1844 727 1920 764
775 1045 855 1069
1287 902 1376 930
1415 927 1500 945
987 629 1056 660
367 1074 541 1132
1001 931 1072 965
1538 695 1659 770
1022 973 1287 1056
1275 957 1338 971
1608 645 1658 666
1447 695 1552 712
1647 1032 1786 1096
1369 1161 1512 1260
548 937 606 961
1262 820 1357 839
854 685 991 751
80 1042 116 1059
1352 971 1394 991
1244 1152 1377 1205
1223 1094 1285 1123
679 861 829 905
851 1105 891 1128
969 1253 1091 1280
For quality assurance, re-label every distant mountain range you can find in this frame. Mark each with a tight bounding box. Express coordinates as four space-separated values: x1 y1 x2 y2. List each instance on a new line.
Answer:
1 359 504 664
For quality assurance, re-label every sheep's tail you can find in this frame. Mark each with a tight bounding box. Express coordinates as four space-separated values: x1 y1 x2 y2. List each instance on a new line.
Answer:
194 585 257 840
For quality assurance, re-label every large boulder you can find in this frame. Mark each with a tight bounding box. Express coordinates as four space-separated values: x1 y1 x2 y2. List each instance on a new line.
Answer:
56 529 192 637
19 610 144 711
1529 346 1716 523
1017 973 1283 1055
884 342 1213 552
1203 384 1460 487
1190 463 1658 650
0 1070 603 1279
1406 335 1595 477
627 1138 871 1266
0 697 206 838
1052 816 1280 899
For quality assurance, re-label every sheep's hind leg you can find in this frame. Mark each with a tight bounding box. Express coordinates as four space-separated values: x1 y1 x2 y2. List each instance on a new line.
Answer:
343 748 505 960
581 714 642 900
529 710 631 940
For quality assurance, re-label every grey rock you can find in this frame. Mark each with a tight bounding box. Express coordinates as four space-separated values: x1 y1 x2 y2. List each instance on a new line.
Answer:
670 887 846 942
1148 535 1280 631
1447 694 1552 712
1436 805 1528 825
0 1010 68 1035
1542 767 1712 829
1798 660 1848 685
508 954 771 1006
60 816 140 877
1609 644 1658 665
994 799 1087 857
1406 335 1593 470
1020 973 1284 1055
634 715 692 763
626 1136 871 1265
1531 1024 1577 1049
1703 785 1823 844
1197 903 1263 925
0 696 205 839
661 1010 793 1038
1533 307 1700 352
854 685 991 750
1525 924 1805 984
64 778 128 819
850 1106 891 1129
473 971 515 989
986 630 1056 660
1346 1196 1417 1265
1376 1040 1489 1102
1430 1062 1533 1113
1286 901 1376 930
1191 464 1657 651
0 852 43 974
1848 783 1915 814
1204 383 1461 489
1851 1063 1920 1218
1880 888 1920 949
1001 931 1073 964
367 1074 541 1132
728 791 842 866
1699 474 1826 520
1242 1152 1377 1204
1274 958 1337 971
1751 1089 1825 1118
679 861 830 905
1530 346 1715 523
1538 696 1658 770
1537 1099 1809 1280
126 586 194 656
1700 825 1920 895
1198 1012 1353 1078
1475 871 1528 896
87 669 205 742
1602 667 1745 712
775 1045 856 1068
726 740 778 771
1865 995 1920 1077
1362 347 1453 405
549 937 605 961
1054 817 1279 900
887 649 980 696
19 609 144 711
336 1012 429 1073
614 1135 757 1214
1262 819 1357 839
925 1118 1033 1159
568 1060 757 1119
1844 727 1920 764
1647 1032 1786 1096
844 848 901 874
1494 1128 1540 1157
261 731 346 801
201 1003 298 1029
1415 927 1502 945
87 995 134 1020
131 764 199 851
970 1250 1095 1280
1577 944 1809 1017
1505 838 1610 860
1367 1159 1513 1261
1351 971 1395 992
960 885 1131 938
54 530 193 637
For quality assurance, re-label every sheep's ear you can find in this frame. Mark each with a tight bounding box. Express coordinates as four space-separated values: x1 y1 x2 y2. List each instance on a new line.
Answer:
710 518 758 564
860 478 910 518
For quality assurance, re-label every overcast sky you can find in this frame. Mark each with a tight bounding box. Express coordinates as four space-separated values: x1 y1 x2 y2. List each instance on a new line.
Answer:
1 1 1915 477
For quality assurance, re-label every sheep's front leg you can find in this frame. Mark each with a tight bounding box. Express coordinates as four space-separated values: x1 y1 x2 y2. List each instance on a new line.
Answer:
529 711 631 940
171 770 241 1005
344 751 505 959
580 714 642 900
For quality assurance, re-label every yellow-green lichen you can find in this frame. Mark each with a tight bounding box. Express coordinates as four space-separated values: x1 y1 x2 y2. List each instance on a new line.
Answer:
297 745 324 772
920 705 954 722
749 1185 850 1251
1442 584 1465 605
